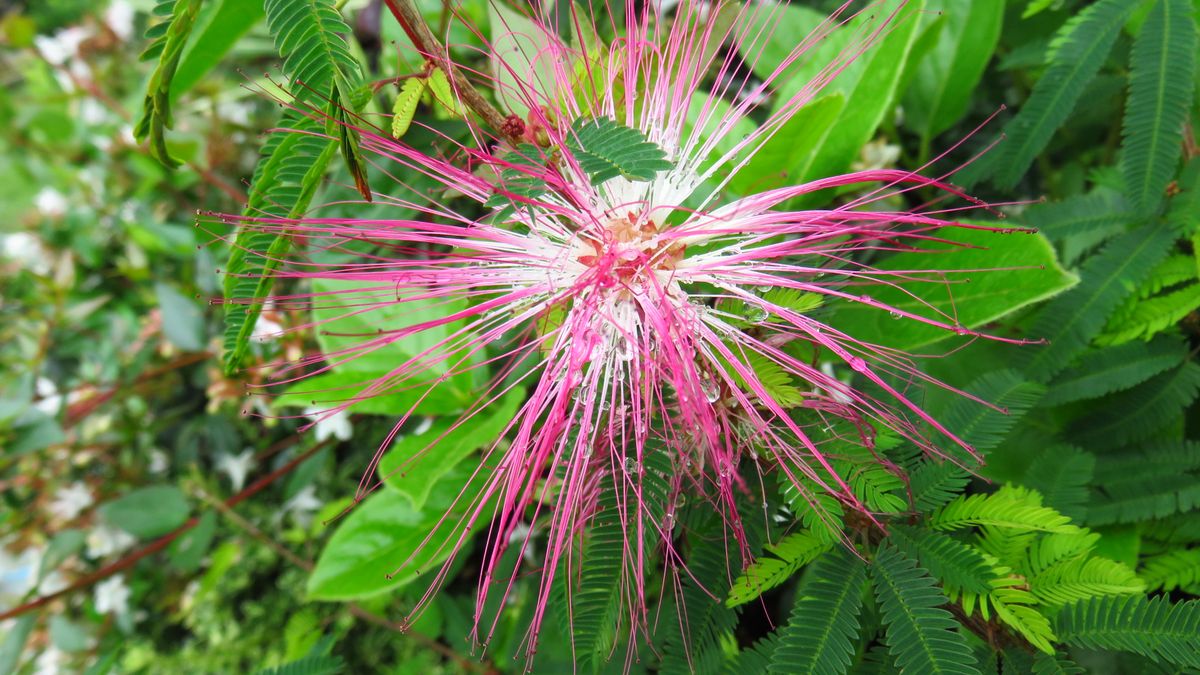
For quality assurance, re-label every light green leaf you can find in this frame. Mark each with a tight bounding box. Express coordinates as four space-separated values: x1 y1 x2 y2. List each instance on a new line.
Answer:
488 2 556 117
827 227 1076 352
728 93 845 195
155 282 206 352
391 76 426 139
171 0 265 99
378 390 522 510
99 486 190 539
307 464 488 600
904 0 1004 148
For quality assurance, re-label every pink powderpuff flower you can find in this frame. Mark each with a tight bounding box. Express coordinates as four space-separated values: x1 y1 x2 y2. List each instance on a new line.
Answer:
225 0 1032 665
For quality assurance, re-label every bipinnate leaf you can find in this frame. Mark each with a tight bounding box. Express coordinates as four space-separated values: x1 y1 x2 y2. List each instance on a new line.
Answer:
565 117 673 185
768 548 866 674
1054 596 1200 668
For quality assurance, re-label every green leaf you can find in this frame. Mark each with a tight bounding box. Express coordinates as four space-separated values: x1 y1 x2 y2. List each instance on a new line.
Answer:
931 488 1081 534
1067 361 1200 450
1022 223 1177 381
488 2 557 117
871 544 981 675
768 548 866 674
1054 595 1200 668
1140 549 1200 592
99 486 190 539
1021 446 1095 522
931 369 1046 459
727 93 845 195
774 0 929 196
910 460 972 513
1120 0 1197 214
1089 441 1200 525
391 76 425 139
973 0 1139 188
156 282 206 352
887 525 994 596
264 0 361 104
828 227 1075 352
565 117 673 185
169 510 218 572
171 0 265 99
903 0 1005 147
727 530 834 608
378 390 522 510
0 615 36 675
307 464 486 600
1041 336 1186 406
302 278 483 401
135 0 204 167
734 3 830 82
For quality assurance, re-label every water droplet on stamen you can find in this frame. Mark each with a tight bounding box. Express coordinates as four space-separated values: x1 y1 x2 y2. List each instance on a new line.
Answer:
700 374 720 403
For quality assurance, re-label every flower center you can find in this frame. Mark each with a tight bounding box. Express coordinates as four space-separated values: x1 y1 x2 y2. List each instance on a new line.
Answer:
576 213 685 291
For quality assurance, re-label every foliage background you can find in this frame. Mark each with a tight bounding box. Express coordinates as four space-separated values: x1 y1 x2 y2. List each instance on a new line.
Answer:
0 0 1198 673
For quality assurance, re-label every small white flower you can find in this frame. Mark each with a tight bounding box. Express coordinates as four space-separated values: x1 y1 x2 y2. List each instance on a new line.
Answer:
37 570 68 596
104 1 136 40
86 525 136 559
149 450 169 474
250 315 284 344
94 576 131 616
47 482 93 521
2 232 53 276
216 449 256 492
283 486 323 528
305 408 353 442
819 361 855 405
852 138 902 172
0 546 40 610
33 646 68 675
34 27 89 65
35 188 68 217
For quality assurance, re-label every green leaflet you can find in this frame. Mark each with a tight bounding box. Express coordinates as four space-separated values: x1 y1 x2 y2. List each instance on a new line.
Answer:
1022 223 1177 382
1021 446 1095 522
903 0 1004 151
170 0 265 99
564 117 673 185
134 0 204 168
887 524 994 596
1053 596 1200 668
1067 362 1200 451
1120 0 1197 214
391 76 425 139
223 0 367 372
871 544 981 675
1041 335 1187 406
726 530 833 608
1089 441 1200 525
967 0 1139 188
827 227 1075 353
768 548 866 674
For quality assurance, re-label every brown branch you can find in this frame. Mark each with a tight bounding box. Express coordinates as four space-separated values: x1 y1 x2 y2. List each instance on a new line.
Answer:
381 0 516 140
0 439 333 622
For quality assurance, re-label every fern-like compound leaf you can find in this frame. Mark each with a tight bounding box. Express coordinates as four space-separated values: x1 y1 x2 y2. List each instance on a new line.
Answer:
931 489 1081 535
134 0 203 168
1054 595 1200 668
1140 549 1200 592
1067 361 1200 450
1021 446 1095 521
769 548 867 675
1120 0 1197 214
887 525 994 596
1041 336 1186 406
984 0 1139 188
1023 223 1177 381
1089 441 1200 525
566 117 673 185
726 530 833 608
871 544 981 675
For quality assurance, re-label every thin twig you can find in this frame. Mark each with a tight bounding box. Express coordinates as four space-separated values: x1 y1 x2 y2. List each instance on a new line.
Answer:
0 439 333 622
194 484 492 672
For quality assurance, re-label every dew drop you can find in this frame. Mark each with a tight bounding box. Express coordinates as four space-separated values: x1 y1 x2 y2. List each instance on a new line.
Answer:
889 311 902 320
847 356 867 372
746 304 768 323
700 374 720 403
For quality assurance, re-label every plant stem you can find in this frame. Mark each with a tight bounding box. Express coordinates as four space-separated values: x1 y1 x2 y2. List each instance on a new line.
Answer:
0 439 333 622
381 0 516 140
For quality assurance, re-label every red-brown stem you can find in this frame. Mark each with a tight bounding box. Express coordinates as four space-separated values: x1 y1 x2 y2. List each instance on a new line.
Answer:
0 439 333 622
381 0 516 140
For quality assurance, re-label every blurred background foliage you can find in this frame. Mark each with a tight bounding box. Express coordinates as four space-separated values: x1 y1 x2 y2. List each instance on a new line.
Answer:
0 0 1197 673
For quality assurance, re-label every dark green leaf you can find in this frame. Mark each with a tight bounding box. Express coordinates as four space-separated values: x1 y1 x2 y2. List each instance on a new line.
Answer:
99 485 190 539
